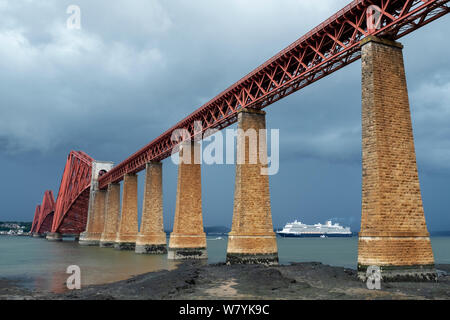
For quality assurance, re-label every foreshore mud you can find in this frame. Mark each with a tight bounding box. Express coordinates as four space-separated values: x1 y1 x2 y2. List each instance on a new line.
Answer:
1 262 449 300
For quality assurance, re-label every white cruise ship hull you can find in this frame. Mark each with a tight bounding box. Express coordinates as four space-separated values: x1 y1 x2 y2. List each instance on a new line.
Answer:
277 232 352 238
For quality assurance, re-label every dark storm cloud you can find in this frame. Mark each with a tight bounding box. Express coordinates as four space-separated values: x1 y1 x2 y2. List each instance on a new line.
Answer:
0 0 351 154
0 0 449 231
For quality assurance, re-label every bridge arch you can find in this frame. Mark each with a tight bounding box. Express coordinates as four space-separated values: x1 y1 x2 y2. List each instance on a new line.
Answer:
50 151 93 235
34 191 55 235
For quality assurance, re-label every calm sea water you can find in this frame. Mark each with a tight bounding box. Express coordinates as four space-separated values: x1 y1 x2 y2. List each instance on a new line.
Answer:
1 236 449 293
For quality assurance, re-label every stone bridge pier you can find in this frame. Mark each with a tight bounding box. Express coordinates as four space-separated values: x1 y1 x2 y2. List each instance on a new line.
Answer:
79 161 114 246
100 183 121 248
226 108 278 265
358 36 436 281
115 173 139 250
168 141 207 259
136 162 167 254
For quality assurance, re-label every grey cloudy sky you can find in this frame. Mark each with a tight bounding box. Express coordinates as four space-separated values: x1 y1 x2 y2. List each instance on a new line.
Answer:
0 0 449 232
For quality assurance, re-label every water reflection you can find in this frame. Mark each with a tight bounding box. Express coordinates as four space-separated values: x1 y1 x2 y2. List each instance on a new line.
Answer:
44 239 182 292
1 236 182 293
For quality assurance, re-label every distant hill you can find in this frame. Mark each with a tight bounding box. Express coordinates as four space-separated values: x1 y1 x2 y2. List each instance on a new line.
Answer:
430 231 450 237
204 226 230 234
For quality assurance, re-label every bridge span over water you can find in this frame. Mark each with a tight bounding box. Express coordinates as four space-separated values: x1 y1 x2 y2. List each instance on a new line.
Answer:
31 0 449 281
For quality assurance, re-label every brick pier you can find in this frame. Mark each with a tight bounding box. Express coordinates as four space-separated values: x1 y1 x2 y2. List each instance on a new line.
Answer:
168 141 207 259
79 189 107 246
79 161 114 246
226 108 278 265
100 183 121 248
115 173 139 250
358 36 436 281
136 162 167 254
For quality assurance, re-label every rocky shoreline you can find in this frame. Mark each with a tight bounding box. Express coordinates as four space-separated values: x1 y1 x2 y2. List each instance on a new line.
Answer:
1 262 449 300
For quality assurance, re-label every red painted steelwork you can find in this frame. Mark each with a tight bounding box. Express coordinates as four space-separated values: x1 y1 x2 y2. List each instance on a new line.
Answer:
98 0 450 190
50 151 93 235
30 205 41 233
35 191 56 234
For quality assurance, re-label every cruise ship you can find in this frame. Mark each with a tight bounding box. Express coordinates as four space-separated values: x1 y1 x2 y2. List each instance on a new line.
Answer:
277 220 352 237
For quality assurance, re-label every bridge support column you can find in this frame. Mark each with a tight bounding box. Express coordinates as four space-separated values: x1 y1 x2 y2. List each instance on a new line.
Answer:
226 108 278 265
79 190 107 245
168 141 207 260
115 173 138 250
100 183 121 248
136 162 167 254
46 232 62 241
80 161 114 246
358 36 436 282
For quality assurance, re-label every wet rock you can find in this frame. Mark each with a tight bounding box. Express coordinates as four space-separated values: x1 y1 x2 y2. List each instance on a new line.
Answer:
1 262 449 300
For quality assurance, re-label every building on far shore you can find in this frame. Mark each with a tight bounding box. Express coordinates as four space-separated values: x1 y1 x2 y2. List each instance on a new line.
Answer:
0 222 30 236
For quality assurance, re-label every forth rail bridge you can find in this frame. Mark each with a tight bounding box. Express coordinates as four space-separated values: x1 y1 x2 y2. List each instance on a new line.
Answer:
30 0 449 281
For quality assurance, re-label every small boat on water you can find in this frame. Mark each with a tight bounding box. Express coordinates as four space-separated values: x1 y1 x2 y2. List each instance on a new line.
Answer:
277 220 352 238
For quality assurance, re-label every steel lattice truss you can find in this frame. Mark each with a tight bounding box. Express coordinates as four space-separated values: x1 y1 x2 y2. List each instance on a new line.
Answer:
33 191 56 234
98 0 449 190
31 205 41 233
51 151 93 234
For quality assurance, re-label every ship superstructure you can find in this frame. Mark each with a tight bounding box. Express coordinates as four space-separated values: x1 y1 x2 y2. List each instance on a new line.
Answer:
277 220 352 237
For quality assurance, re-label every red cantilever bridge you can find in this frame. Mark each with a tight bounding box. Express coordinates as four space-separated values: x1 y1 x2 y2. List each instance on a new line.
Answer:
32 151 93 236
32 0 448 257
32 0 449 236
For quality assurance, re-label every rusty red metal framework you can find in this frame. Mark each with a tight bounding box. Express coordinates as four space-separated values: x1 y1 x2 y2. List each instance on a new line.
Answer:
32 0 450 234
30 205 41 233
32 191 56 234
49 151 93 234
98 0 449 190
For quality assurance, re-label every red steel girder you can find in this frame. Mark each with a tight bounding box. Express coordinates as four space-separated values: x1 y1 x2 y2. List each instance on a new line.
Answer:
35 190 56 234
38 212 54 234
30 205 40 233
56 188 90 234
51 151 93 234
97 0 449 189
